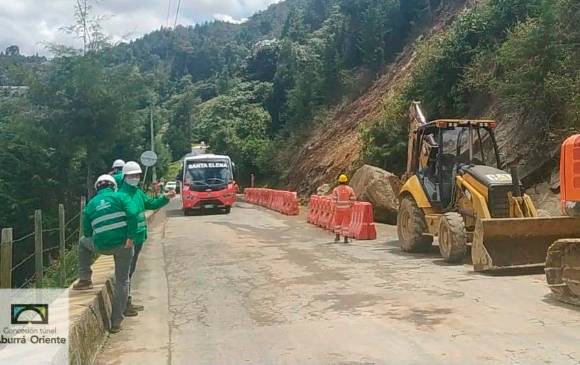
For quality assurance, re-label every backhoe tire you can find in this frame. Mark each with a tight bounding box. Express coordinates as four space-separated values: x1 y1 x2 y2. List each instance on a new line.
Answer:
438 212 467 263
397 196 433 253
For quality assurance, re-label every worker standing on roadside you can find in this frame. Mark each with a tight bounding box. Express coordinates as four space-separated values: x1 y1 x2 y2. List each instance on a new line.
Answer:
111 159 126 187
77 174 138 333
332 174 356 243
119 161 175 315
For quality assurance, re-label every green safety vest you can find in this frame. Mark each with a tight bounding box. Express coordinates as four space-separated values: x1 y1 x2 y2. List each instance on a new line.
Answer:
119 183 169 245
112 172 124 188
83 188 138 251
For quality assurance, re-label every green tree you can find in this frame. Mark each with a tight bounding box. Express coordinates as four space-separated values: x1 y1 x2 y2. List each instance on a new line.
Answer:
194 82 275 184
165 78 199 160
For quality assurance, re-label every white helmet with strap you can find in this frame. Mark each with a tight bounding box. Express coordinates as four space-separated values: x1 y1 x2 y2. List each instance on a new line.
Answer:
112 159 126 169
95 174 118 191
123 161 142 175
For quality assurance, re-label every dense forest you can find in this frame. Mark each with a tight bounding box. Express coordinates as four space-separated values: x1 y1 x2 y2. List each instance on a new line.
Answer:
1 0 579 235
0 0 433 232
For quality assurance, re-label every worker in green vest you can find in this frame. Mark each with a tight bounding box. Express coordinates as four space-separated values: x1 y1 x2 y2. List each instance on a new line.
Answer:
120 161 175 315
75 174 138 333
111 159 125 187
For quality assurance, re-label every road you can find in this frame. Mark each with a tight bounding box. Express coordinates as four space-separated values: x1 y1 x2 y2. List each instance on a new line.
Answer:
95 198 580 365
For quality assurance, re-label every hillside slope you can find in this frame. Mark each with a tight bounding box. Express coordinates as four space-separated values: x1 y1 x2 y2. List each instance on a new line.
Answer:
287 0 579 205
286 0 471 194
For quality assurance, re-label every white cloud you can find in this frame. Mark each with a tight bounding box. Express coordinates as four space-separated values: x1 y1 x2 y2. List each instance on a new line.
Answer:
37 20 58 42
213 13 247 24
0 0 282 56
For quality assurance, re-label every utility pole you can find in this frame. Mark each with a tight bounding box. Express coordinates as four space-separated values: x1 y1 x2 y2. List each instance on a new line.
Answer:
150 104 157 183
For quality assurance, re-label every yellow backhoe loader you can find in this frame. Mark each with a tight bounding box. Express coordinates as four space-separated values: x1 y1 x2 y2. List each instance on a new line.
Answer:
397 102 580 272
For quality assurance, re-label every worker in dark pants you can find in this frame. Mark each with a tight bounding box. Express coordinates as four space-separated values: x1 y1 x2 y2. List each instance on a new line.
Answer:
77 174 138 333
119 161 175 315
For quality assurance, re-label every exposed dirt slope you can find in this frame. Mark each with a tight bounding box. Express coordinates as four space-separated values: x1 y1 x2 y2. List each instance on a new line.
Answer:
286 0 472 195
286 50 414 194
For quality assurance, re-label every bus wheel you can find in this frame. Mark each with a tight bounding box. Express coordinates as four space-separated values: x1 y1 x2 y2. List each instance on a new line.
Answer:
224 207 231 214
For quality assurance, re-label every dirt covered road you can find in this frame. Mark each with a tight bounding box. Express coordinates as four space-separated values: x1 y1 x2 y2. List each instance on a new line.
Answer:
95 199 580 365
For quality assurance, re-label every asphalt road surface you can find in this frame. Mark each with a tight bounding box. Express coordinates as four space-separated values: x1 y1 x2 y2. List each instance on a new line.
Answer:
95 198 580 365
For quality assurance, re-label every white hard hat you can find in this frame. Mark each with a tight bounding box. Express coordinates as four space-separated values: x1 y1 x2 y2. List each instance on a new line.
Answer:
95 174 117 190
112 159 126 169
123 161 142 175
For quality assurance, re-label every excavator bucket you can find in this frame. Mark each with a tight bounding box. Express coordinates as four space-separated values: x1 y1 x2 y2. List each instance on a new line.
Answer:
472 217 580 272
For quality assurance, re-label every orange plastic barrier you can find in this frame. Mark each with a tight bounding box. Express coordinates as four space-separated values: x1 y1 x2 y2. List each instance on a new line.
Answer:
244 188 299 216
284 192 300 215
308 195 322 224
317 197 334 229
347 202 377 240
306 197 377 240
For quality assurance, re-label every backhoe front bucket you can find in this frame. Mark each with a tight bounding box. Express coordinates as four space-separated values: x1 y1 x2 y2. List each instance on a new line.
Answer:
472 217 580 272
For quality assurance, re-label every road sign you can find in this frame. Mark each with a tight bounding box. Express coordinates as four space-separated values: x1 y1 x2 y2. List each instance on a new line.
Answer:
140 150 158 167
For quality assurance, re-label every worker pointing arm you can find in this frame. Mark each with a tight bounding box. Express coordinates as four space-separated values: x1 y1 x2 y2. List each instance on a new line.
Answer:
118 161 174 315
142 188 174 210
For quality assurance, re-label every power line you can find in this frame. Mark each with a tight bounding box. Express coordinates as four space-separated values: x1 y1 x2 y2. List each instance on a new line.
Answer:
166 0 172 28
173 0 182 28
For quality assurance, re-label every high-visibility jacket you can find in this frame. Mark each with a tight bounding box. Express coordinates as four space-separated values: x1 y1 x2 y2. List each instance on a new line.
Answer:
332 185 356 209
83 188 138 251
112 172 124 187
119 183 170 245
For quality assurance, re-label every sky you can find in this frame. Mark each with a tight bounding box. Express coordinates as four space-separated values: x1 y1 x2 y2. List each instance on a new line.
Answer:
0 0 281 56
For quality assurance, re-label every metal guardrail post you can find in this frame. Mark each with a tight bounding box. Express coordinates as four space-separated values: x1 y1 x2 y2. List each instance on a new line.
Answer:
59 204 66 287
34 209 43 288
1 228 13 288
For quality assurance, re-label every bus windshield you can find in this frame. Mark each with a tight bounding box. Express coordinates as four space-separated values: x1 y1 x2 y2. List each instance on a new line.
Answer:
185 161 231 187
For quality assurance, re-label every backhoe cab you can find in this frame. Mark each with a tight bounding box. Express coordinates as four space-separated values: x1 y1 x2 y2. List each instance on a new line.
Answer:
398 102 580 271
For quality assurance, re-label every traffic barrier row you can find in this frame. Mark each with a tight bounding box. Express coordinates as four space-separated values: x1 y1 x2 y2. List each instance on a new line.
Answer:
244 188 300 216
307 195 377 240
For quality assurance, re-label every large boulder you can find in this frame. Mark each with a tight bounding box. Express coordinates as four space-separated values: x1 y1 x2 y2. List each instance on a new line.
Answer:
317 183 331 196
350 165 401 224
526 182 561 216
